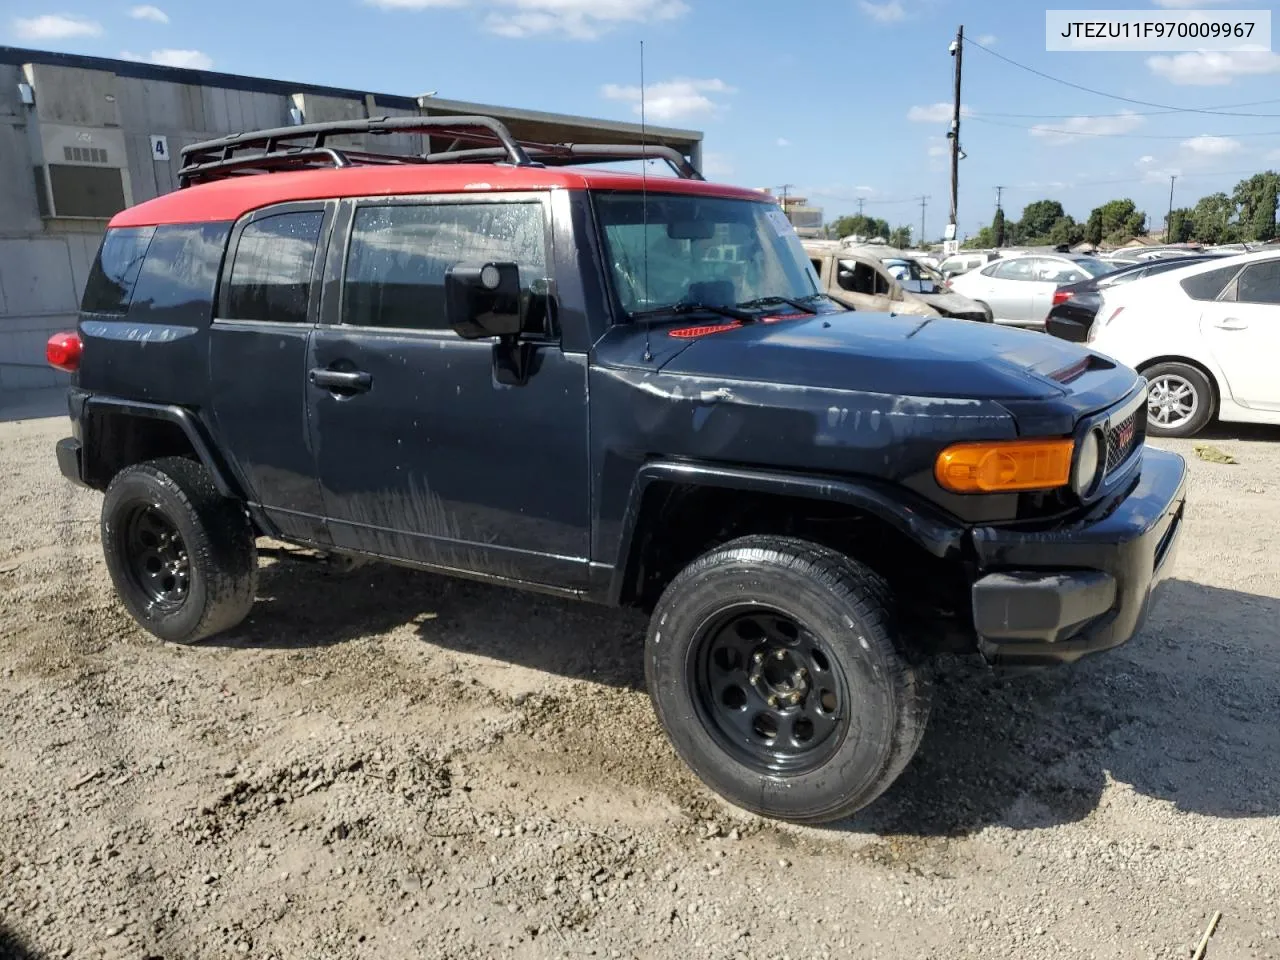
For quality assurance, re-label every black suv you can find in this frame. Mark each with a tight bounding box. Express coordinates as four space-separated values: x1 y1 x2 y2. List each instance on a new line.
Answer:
49 117 1188 824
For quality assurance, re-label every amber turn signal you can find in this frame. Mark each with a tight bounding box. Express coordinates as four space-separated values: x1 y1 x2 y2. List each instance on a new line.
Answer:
935 438 1074 494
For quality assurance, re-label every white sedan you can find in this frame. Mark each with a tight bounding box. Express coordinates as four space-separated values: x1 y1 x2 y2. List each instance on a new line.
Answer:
1087 250 1280 438
946 253 1115 329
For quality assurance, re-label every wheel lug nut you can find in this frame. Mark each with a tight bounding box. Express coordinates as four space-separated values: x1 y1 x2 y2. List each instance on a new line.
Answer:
789 692 802 704
774 650 787 661
752 652 764 664
767 695 780 708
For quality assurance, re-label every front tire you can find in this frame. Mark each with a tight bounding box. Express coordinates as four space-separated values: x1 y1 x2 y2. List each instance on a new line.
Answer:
1143 362 1214 438
101 457 258 644
645 536 931 824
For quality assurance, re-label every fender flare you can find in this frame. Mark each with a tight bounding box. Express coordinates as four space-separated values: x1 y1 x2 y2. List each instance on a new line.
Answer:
80 395 242 499
608 459 968 605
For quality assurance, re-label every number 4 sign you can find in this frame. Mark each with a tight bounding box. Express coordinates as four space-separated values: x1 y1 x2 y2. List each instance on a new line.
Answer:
150 135 169 161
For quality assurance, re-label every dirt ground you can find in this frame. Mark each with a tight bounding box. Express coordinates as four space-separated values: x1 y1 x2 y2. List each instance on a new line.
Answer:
1 415 1278 960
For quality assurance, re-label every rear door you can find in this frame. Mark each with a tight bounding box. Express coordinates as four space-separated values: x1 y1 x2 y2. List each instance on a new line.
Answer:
1201 258 1280 411
306 192 592 587
208 202 332 542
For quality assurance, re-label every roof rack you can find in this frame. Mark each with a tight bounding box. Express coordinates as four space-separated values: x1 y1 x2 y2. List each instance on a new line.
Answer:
177 114 704 187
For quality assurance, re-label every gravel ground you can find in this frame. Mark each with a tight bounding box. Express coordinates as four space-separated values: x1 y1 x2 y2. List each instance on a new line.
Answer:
1 415 1278 960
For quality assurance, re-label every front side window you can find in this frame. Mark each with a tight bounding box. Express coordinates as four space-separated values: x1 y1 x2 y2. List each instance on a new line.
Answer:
1235 260 1280 305
594 194 820 316
991 259 1035 281
343 201 546 331
81 227 155 314
225 211 324 324
837 259 888 296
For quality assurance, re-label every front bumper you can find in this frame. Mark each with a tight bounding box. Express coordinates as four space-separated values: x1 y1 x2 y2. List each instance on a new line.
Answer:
969 446 1187 667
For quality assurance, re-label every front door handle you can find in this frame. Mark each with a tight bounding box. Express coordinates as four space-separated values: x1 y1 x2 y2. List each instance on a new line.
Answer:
1212 317 1248 331
309 368 372 393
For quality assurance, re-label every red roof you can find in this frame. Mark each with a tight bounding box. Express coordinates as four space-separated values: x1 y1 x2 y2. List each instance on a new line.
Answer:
110 164 768 228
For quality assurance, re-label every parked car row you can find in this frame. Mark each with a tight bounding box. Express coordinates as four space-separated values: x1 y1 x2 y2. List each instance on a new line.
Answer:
944 253 1115 329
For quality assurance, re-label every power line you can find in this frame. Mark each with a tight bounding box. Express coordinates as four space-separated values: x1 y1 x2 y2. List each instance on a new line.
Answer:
964 35 1280 118
996 167 1264 192
967 115 1280 141
978 97 1280 121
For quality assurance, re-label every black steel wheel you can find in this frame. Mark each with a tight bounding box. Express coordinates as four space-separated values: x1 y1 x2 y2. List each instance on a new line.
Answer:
101 457 258 644
646 535 932 825
690 607 850 776
120 503 190 613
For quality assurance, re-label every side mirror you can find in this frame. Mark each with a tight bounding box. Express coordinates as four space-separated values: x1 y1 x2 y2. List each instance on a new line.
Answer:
445 261 524 340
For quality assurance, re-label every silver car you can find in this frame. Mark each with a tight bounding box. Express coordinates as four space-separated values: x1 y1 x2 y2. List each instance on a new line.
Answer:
946 253 1115 329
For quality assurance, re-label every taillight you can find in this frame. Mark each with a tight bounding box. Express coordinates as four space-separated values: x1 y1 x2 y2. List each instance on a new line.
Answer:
1052 289 1071 306
46 331 82 372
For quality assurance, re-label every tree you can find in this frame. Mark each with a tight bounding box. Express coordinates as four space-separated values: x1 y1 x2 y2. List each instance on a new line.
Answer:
1088 198 1146 243
1086 209 1103 247
1166 207 1193 243
829 214 889 241
1048 216 1084 248
1233 172 1279 241
888 225 912 249
963 226 996 249
992 207 1007 247
1190 192 1239 245
1017 200 1066 242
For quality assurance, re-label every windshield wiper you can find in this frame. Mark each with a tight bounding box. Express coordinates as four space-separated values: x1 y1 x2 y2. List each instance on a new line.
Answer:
631 301 756 322
735 295 819 315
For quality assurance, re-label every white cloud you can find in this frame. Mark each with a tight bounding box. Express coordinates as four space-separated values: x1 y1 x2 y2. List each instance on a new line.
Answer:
1135 154 1181 183
128 5 170 23
1029 110 1144 144
12 14 102 39
1182 134 1242 156
776 137 791 147
976 33 997 45
702 152 734 178
1147 49 1280 85
368 0 687 39
858 0 905 23
927 140 948 158
121 48 214 69
601 78 734 122
1150 0 1233 7
907 102 972 123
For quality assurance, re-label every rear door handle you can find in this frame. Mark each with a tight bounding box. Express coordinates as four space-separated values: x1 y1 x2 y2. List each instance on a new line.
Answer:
309 368 372 393
1212 317 1248 331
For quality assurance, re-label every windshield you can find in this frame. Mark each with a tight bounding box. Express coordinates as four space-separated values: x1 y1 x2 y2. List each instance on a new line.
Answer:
594 193 821 316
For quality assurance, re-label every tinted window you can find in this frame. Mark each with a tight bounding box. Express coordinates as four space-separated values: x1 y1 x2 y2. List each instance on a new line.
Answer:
1236 260 1280 305
343 202 546 331
1180 264 1240 301
127 223 230 325
225 212 324 323
81 227 155 314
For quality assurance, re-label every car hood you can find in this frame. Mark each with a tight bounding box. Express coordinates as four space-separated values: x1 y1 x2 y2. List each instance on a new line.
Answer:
659 311 1110 401
911 290 987 315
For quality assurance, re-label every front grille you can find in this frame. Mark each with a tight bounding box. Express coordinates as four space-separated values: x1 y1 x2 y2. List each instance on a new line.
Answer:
1105 411 1138 474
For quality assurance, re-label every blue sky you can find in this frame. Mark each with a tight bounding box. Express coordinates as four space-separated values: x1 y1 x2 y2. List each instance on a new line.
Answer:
6 0 1280 240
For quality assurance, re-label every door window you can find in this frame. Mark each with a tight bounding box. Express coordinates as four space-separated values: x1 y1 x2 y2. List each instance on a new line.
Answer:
225 211 324 323
1032 258 1083 283
342 201 547 331
1235 260 1280 305
837 259 889 295
82 227 155 314
1180 264 1240 301
989 259 1036 281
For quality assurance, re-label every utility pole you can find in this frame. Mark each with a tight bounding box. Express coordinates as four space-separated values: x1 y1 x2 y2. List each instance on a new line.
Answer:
776 184 794 209
995 185 1004 213
1165 174 1177 242
918 195 930 247
857 198 864 218
948 25 964 240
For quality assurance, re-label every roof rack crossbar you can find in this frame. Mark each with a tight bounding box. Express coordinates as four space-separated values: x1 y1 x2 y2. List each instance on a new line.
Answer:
421 142 704 180
179 147 354 185
178 115 534 186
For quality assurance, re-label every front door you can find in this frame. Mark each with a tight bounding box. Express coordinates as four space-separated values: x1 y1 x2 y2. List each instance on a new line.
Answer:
307 193 592 588
833 257 893 311
1201 257 1280 411
208 202 333 542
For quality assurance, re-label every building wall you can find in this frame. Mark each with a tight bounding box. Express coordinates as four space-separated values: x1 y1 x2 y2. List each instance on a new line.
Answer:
0 48 702 414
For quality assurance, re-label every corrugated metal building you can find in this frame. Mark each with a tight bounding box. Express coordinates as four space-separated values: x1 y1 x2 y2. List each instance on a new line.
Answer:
0 46 703 417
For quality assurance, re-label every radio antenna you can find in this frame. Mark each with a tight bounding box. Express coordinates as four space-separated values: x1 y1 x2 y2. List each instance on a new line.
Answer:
640 39 653 363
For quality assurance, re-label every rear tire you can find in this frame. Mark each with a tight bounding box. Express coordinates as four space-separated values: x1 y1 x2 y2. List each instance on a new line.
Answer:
101 457 258 644
645 535 931 824
1142 361 1215 438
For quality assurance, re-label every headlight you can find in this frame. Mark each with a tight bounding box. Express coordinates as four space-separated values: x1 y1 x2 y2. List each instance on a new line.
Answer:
1072 429 1103 496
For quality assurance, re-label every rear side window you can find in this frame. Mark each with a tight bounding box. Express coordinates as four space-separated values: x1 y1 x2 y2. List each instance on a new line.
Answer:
1235 260 1280 305
225 212 324 323
1180 264 1240 301
81 227 155 314
342 201 546 331
125 223 229 325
